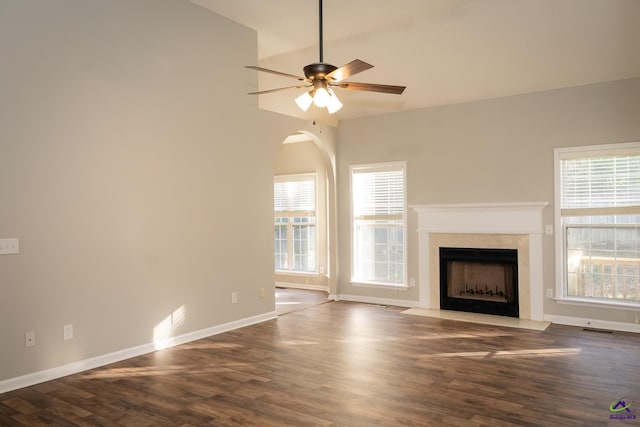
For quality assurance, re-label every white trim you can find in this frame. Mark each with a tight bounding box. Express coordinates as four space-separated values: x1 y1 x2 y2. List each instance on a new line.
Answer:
544 314 640 334
554 147 564 300
349 281 410 290
332 293 416 308
275 281 329 292
275 271 323 277
554 296 640 311
529 233 544 321
554 141 640 159
412 202 548 235
0 311 277 394
282 133 313 144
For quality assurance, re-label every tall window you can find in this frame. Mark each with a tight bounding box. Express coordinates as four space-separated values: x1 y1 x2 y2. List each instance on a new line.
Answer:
274 173 317 273
351 162 406 285
556 142 640 306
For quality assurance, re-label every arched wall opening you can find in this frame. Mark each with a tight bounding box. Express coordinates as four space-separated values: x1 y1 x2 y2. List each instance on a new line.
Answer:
273 130 338 297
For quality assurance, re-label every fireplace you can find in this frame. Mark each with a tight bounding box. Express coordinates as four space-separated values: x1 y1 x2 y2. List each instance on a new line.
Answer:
439 247 519 317
410 202 548 321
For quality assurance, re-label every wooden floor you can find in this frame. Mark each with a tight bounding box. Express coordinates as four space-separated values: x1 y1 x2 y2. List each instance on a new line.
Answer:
2 299 640 426
275 287 329 315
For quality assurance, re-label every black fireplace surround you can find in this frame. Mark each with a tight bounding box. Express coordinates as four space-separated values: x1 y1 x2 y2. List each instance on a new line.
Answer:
439 247 519 318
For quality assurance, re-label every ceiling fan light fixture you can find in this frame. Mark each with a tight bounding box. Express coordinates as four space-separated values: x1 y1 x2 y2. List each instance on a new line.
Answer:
295 91 314 112
326 89 343 114
313 86 330 108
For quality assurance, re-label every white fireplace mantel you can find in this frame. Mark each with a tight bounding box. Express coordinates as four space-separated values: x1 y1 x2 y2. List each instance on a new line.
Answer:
410 202 548 321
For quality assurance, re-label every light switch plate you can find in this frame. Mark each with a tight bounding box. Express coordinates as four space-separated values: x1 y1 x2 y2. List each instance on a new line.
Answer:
64 324 74 341
0 239 19 255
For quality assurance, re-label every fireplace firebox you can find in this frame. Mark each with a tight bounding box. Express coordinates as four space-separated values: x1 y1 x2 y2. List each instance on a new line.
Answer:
439 247 519 318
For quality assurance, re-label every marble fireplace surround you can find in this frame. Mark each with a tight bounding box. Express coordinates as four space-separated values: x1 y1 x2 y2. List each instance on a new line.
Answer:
411 202 548 321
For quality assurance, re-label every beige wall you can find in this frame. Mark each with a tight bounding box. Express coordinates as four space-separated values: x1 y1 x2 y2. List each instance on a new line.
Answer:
336 78 640 324
0 0 305 383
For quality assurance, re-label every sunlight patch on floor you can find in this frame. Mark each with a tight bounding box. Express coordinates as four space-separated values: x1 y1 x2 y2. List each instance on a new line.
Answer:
416 347 581 360
79 362 259 380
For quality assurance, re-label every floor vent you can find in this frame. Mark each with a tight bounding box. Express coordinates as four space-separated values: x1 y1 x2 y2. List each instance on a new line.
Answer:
582 327 614 334
367 304 391 308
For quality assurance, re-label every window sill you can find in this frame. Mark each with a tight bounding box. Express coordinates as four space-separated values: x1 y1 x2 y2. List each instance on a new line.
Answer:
349 281 409 290
275 270 322 277
554 296 640 311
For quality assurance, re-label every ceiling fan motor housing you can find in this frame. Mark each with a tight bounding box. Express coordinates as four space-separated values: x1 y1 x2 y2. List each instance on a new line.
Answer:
304 63 338 81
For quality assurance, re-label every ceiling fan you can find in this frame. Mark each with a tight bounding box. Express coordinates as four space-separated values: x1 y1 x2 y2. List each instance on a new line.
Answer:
245 0 406 115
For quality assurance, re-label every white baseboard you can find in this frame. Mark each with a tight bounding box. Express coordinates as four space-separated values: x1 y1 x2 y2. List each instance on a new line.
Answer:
544 314 640 334
275 282 329 292
331 293 416 308
0 311 277 394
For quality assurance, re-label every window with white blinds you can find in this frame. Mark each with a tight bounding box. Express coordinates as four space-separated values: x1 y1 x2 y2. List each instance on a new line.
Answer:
274 174 317 273
351 162 406 286
352 167 405 220
560 155 640 214
274 175 316 213
556 143 640 306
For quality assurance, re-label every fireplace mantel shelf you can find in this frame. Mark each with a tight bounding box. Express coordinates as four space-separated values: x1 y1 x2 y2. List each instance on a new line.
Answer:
410 202 548 210
410 202 548 235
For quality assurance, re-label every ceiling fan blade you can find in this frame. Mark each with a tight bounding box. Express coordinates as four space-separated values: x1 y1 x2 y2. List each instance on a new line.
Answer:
248 85 309 95
326 59 373 82
245 66 306 81
335 81 406 95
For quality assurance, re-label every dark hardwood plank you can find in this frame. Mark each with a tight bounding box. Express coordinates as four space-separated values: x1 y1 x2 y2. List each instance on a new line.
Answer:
275 287 329 315
2 299 640 426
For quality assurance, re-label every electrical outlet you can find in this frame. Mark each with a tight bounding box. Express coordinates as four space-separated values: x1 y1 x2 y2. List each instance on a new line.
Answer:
545 224 553 235
231 292 238 304
64 324 73 341
546 288 554 298
25 331 35 347
259 288 265 298
409 278 416 287
0 238 19 255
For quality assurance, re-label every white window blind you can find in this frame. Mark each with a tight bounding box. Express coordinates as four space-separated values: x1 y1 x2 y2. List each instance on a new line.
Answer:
274 174 316 213
560 154 640 214
352 167 404 220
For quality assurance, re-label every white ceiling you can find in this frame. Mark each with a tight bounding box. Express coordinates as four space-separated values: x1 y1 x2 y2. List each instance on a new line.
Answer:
192 0 640 123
